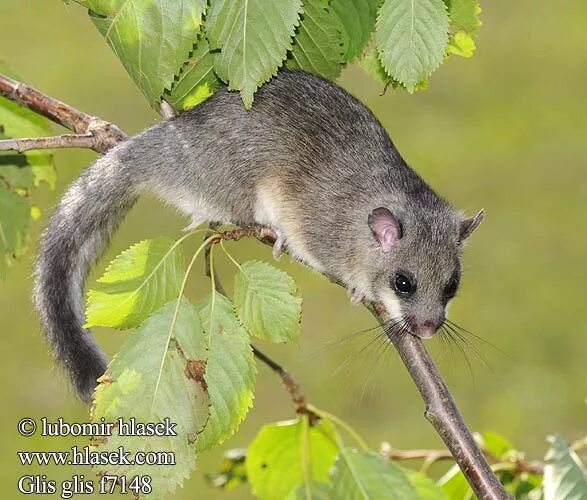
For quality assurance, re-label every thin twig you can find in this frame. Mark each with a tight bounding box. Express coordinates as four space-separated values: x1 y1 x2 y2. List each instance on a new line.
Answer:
380 442 545 476
0 72 127 153
204 223 226 296
366 301 510 499
382 444 454 462
250 346 316 421
0 133 96 152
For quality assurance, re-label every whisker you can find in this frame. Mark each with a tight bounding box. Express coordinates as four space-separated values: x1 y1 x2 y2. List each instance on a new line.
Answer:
306 316 405 361
439 324 476 382
442 322 495 374
444 319 509 358
329 329 389 378
356 333 393 406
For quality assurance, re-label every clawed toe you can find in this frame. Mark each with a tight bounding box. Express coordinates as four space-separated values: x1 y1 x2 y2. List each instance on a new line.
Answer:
347 288 365 305
272 231 285 260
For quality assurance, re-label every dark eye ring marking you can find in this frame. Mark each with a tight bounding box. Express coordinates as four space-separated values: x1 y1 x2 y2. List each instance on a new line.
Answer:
443 276 460 300
392 271 416 296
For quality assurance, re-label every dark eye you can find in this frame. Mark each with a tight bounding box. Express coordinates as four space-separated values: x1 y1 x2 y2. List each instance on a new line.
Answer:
393 273 415 296
444 278 459 299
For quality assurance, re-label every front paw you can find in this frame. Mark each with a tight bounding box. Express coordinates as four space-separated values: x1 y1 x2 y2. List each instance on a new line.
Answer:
347 288 365 305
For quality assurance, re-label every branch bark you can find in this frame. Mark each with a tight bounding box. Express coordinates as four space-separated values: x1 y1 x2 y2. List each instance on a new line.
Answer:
0 133 97 153
366 304 509 499
1 74 511 499
0 73 127 153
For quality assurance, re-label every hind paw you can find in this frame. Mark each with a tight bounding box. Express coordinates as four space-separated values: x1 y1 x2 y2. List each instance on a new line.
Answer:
272 229 285 260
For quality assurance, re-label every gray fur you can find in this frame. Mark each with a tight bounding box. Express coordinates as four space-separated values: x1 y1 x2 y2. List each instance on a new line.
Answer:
34 70 482 402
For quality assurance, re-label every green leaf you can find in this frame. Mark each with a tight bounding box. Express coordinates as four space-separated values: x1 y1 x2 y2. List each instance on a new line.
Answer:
195 293 256 451
28 151 58 190
292 481 332 499
287 0 346 79
0 183 31 278
330 449 419 499
92 299 210 499
376 0 449 91
80 0 206 105
207 0 302 108
85 237 185 329
246 418 339 499
233 260 302 343
479 431 515 460
447 0 481 33
404 469 449 500
331 0 379 61
0 135 33 191
543 435 587 500
0 61 56 189
437 464 473 500
447 30 476 58
166 38 221 111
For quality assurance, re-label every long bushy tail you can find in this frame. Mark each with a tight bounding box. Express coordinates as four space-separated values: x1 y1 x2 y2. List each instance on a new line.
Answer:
34 151 138 403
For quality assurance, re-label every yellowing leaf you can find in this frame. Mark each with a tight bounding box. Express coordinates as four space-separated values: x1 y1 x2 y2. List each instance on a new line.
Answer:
447 0 482 33
92 299 209 499
447 30 476 58
196 293 256 451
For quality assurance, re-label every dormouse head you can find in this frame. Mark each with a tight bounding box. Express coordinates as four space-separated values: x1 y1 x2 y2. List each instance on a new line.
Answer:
367 206 484 339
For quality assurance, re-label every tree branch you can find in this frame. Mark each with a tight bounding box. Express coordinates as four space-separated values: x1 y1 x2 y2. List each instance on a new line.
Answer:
217 228 511 499
249 346 315 421
0 133 98 153
0 72 127 153
365 304 510 499
2 75 511 499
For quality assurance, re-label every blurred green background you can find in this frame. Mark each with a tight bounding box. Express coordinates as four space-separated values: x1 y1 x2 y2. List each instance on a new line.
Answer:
0 1 585 498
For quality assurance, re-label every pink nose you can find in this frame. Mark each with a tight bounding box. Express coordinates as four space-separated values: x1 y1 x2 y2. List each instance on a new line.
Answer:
414 320 437 339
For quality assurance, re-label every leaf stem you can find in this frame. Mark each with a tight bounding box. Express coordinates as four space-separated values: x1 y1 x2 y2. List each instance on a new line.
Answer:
301 414 313 500
219 239 245 274
307 404 368 452
208 242 217 336
151 234 218 411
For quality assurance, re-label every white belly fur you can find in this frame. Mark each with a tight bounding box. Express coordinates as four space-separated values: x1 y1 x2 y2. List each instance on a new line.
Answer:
254 180 324 272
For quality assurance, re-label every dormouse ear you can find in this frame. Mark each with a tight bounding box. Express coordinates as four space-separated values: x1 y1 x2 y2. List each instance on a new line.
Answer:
460 209 485 241
368 207 402 252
